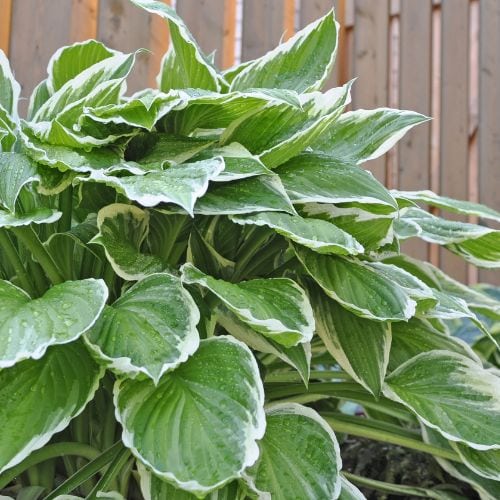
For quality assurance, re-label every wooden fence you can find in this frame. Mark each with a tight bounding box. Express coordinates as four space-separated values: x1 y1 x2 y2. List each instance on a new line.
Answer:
0 0 498 285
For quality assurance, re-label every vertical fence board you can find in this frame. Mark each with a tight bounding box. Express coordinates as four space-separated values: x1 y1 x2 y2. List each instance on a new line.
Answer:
148 0 171 88
478 0 500 285
70 0 99 42
352 0 389 183
222 0 237 69
0 0 12 54
439 0 469 282
398 0 432 261
241 0 285 61
98 0 151 93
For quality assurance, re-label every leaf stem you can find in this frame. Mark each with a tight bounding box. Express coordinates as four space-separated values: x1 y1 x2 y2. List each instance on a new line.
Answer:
265 370 352 383
0 229 36 296
10 226 65 285
58 185 73 232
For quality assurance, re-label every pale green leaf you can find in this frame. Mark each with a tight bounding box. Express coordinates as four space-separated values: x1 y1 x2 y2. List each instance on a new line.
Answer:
339 475 366 500
244 403 341 500
384 351 500 450
0 342 103 473
27 80 50 121
0 278 107 368
91 204 163 281
230 211 364 256
0 208 62 228
453 443 500 481
312 108 430 163
182 263 314 347
114 336 265 496
0 49 20 118
0 153 39 212
85 273 199 383
230 10 338 92
0 107 17 152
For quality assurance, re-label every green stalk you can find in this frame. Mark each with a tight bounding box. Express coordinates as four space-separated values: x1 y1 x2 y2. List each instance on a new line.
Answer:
44 442 123 500
232 229 273 281
10 226 65 285
58 185 73 232
0 442 101 489
0 229 36 296
323 415 460 462
265 370 353 384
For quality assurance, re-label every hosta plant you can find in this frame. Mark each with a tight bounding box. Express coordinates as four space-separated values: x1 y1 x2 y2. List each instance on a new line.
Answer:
0 0 500 498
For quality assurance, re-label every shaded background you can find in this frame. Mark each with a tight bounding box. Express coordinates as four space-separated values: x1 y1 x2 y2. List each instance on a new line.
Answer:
0 0 498 284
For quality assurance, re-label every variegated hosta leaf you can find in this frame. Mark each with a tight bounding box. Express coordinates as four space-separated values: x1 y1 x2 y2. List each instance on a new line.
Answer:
244 403 342 500
312 108 430 163
46 40 118 93
389 318 481 371
217 308 311 386
0 207 61 228
395 207 500 268
339 476 366 500
0 106 17 151
182 263 314 347
453 443 500 481
0 152 39 212
0 278 107 368
0 49 20 118
276 153 398 213
230 211 364 256
0 342 103 473
91 204 163 281
393 189 500 223
230 10 338 93
384 351 500 450
114 336 265 496
85 157 224 215
85 273 199 383
130 0 222 92
295 246 416 321
193 175 296 216
422 426 500 500
308 282 391 396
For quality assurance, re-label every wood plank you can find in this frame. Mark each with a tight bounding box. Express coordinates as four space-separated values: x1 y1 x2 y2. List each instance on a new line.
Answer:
9 0 73 113
241 0 286 61
352 0 389 184
177 0 225 68
478 0 500 285
148 0 171 87
0 0 12 55
283 0 295 41
222 0 237 69
398 0 432 261
98 0 151 93
439 0 469 282
70 0 99 42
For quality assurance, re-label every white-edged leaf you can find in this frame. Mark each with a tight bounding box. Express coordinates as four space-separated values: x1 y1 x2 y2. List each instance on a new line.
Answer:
308 282 391 396
217 307 311 386
91 204 163 281
276 153 398 212
384 351 500 450
453 443 500 481
0 278 107 368
0 49 20 118
182 263 314 347
0 207 62 228
312 108 430 163
244 403 342 500
339 475 366 500
230 211 364 256
114 336 265 496
295 246 415 321
0 106 17 151
0 342 104 473
85 273 199 383
230 10 338 93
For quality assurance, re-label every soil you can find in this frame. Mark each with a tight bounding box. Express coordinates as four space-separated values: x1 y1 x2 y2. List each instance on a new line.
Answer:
340 438 479 500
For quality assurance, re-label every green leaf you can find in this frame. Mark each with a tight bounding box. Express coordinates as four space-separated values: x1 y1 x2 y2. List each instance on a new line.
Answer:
27 80 50 121
231 211 364 256
0 153 39 212
295 246 415 321
393 189 500 223
312 108 430 163
308 282 391 396
384 351 500 450
244 403 341 499
217 307 311 386
193 175 296 216
182 263 314 347
0 106 17 151
130 0 222 92
46 40 118 93
0 208 62 228
91 204 163 281
453 443 500 481
0 342 103 473
114 336 265 496
85 273 199 383
276 153 398 212
85 157 224 215
0 278 107 368
230 10 338 92
339 475 366 500
0 49 20 118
